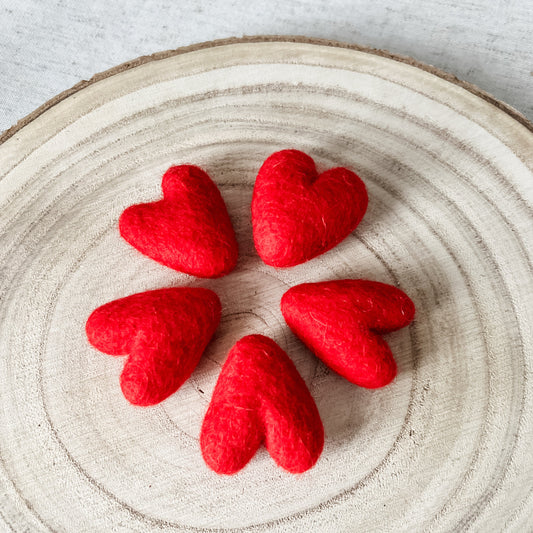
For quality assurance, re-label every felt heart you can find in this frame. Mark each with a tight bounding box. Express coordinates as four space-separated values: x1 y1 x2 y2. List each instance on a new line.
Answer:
86 288 221 406
200 334 324 475
119 165 238 278
281 280 415 388
251 149 368 267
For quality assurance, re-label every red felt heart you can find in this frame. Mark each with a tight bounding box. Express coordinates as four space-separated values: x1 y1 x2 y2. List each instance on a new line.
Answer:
119 165 238 278
252 150 368 267
281 280 415 388
200 335 324 475
86 288 221 406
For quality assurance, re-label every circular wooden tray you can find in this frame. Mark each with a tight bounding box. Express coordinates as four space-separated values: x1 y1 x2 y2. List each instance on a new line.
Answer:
1 36 532 532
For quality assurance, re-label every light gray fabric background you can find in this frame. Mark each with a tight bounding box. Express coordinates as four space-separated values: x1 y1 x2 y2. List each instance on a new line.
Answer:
0 0 532 134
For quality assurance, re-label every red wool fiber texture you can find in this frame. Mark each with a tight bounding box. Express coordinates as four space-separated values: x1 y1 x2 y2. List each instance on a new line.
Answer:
251 149 368 267
119 165 238 278
86 287 221 406
200 334 324 475
281 280 415 388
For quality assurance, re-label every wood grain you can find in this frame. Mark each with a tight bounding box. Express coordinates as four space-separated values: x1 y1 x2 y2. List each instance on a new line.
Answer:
0 37 532 532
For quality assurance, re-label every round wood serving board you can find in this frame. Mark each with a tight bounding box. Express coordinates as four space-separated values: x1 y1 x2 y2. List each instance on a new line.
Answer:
0 37 532 532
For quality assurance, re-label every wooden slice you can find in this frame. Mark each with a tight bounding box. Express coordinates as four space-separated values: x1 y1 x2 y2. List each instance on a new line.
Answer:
0 36 532 532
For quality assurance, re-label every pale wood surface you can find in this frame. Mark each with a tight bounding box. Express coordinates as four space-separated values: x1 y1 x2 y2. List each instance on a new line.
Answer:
0 38 532 532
